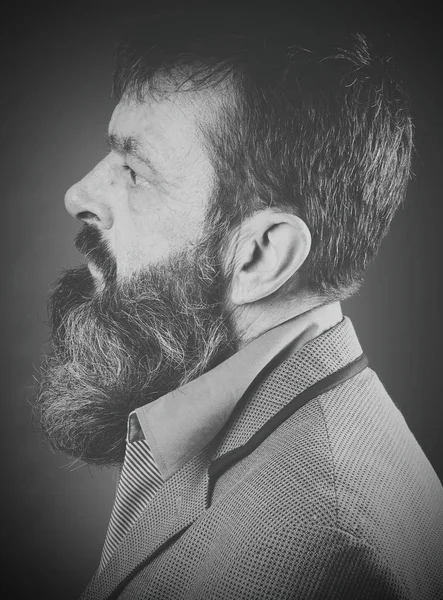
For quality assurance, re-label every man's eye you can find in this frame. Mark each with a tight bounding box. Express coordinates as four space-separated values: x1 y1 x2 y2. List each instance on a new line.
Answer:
123 165 137 184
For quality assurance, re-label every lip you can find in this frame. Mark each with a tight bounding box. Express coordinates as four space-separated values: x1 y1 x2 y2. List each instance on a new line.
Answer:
87 262 106 293
87 261 104 279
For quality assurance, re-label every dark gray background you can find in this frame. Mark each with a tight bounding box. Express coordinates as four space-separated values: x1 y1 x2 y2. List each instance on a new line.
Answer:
2 2 442 598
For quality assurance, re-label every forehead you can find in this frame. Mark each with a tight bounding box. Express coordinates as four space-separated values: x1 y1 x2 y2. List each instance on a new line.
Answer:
108 95 210 173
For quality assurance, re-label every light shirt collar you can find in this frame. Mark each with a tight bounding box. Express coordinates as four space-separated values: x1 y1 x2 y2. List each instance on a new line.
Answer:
129 302 342 480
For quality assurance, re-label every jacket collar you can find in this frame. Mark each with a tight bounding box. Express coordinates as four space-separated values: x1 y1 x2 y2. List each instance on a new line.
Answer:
81 315 363 600
131 302 342 480
212 313 363 462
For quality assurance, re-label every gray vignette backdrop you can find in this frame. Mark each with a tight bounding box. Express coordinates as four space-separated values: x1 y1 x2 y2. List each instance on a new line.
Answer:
2 2 442 599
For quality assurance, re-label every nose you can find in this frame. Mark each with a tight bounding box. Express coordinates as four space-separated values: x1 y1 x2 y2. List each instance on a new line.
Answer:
64 168 114 230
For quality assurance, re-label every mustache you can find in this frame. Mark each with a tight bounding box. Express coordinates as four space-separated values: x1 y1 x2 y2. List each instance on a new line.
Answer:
75 224 116 284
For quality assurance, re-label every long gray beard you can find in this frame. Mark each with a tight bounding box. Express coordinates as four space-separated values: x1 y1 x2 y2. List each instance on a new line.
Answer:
33 246 235 467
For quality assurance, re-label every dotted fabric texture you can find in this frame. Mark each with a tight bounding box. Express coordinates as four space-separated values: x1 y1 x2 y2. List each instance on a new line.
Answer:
81 318 443 600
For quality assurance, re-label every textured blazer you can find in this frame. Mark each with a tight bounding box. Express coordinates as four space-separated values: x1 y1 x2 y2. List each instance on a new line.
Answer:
81 318 443 600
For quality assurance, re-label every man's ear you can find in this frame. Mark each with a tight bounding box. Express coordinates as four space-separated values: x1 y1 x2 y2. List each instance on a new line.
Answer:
228 209 311 306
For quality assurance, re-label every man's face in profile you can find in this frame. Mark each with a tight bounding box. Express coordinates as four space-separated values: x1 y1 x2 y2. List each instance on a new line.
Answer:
34 93 236 466
67 95 216 284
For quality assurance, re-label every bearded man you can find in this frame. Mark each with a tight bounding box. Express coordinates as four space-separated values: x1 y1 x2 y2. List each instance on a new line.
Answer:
34 9 443 600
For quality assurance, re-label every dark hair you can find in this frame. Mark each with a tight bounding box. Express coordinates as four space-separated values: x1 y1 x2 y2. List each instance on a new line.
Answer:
114 9 413 299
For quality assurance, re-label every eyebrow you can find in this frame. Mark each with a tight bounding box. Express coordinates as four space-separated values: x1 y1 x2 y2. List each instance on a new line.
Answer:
105 133 163 179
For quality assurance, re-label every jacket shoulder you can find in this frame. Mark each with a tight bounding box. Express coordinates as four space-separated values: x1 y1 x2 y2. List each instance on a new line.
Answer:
210 366 443 600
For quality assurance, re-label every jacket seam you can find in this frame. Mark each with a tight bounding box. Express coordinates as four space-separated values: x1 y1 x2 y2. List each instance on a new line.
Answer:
316 395 339 529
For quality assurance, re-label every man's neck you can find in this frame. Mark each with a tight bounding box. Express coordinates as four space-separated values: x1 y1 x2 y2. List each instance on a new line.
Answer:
232 295 339 348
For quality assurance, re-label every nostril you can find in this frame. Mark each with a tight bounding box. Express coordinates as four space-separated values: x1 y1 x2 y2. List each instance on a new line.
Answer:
77 210 99 223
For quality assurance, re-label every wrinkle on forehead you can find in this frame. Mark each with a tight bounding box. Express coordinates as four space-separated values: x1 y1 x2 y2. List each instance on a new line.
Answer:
110 90 219 200
114 81 225 140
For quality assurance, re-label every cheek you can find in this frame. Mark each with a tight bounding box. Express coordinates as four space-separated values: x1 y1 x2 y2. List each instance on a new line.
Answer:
127 186 161 216
122 195 199 269
133 193 185 240
113 178 209 276
134 185 205 235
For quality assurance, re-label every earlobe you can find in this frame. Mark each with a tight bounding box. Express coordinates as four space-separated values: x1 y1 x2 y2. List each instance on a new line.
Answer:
229 211 311 306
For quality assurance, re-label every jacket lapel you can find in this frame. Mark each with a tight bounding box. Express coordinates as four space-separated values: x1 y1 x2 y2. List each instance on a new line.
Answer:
81 446 212 600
